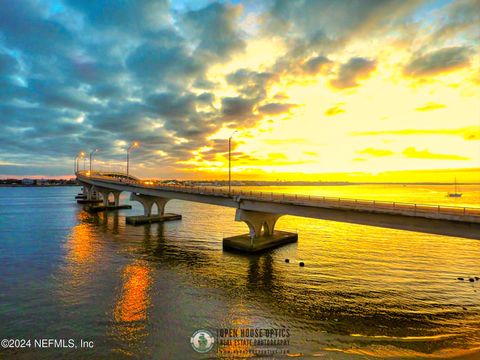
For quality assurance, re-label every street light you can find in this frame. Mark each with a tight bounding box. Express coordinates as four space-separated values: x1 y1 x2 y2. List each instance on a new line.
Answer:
127 141 140 177
74 151 85 173
228 130 238 195
77 151 85 172
89 149 98 173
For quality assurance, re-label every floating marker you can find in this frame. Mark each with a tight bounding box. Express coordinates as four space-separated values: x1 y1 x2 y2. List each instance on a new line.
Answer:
457 277 464 281
469 278 474 282
285 259 290 263
299 262 305 267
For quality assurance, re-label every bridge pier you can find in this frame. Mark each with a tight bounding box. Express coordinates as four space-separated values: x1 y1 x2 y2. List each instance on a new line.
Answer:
75 186 87 199
76 183 102 204
126 193 181 225
79 185 132 211
223 209 297 252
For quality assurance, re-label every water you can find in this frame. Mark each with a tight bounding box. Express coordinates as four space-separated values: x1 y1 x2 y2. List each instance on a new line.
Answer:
0 185 479 359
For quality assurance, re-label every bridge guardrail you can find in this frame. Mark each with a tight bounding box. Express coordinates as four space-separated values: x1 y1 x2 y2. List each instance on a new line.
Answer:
76 171 480 218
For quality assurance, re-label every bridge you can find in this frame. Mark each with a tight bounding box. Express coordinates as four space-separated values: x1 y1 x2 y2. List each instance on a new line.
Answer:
75 170 480 252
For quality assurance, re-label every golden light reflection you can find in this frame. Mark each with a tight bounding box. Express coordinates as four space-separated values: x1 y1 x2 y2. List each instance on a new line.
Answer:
66 212 96 265
58 211 103 305
113 261 152 342
217 300 254 358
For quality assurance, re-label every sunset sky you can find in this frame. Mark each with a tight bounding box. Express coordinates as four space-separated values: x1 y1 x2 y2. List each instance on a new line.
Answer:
0 0 479 181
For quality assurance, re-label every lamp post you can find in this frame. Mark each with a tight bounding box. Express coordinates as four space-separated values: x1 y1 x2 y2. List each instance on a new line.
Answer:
89 149 98 173
228 130 237 195
74 152 85 173
126 141 139 177
76 152 85 173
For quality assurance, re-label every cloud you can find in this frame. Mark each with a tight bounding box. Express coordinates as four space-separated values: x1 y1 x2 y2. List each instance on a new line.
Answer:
181 3 245 61
226 69 278 98
358 148 394 157
402 147 469 160
352 126 480 140
221 96 258 124
0 51 19 76
430 0 480 43
415 102 446 111
330 57 376 89
64 0 170 32
258 103 298 115
403 46 471 77
324 103 345 116
126 33 204 87
0 0 478 177
302 55 332 75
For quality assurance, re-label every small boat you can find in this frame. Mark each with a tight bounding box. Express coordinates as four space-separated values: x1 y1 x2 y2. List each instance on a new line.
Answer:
447 177 462 197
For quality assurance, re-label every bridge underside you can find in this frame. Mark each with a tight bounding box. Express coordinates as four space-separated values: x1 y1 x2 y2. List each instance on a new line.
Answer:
239 200 480 241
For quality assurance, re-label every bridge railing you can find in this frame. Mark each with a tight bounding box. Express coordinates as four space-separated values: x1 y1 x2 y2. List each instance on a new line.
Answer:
78 172 480 218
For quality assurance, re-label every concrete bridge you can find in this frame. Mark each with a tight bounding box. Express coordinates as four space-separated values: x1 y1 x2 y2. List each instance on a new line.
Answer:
75 170 480 252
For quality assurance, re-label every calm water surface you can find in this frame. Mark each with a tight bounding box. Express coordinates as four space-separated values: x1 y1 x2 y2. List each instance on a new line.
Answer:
0 185 479 359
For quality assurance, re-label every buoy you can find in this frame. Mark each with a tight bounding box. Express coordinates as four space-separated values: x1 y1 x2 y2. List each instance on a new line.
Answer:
285 259 290 263
457 277 464 281
299 262 305 267
469 278 475 282
475 277 479 281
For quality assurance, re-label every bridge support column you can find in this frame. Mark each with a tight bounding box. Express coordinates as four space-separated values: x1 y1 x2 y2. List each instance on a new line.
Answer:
76 183 103 204
75 185 88 199
223 209 297 253
126 193 181 225
84 188 131 212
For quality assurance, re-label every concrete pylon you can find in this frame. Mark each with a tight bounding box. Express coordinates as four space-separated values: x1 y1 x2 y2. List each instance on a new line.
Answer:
96 187 122 207
130 193 170 216
234 209 282 239
224 209 297 252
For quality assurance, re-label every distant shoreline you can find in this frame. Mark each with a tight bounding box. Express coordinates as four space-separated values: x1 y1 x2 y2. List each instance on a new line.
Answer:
1 182 479 188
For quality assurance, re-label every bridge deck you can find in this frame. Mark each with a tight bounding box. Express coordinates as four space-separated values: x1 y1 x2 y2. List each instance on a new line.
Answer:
76 171 480 223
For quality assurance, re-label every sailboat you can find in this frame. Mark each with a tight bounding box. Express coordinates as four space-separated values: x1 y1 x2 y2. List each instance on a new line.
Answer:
447 177 462 197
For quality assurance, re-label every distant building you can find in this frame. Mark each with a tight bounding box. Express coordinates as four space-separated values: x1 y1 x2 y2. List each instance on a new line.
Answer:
21 178 35 185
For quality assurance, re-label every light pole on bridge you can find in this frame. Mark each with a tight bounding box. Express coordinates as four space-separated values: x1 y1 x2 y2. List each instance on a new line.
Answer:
75 151 85 173
73 151 85 173
89 149 98 174
126 141 140 177
228 130 238 195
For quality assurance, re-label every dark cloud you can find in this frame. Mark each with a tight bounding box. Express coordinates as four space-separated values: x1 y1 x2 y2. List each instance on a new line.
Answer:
264 0 423 48
403 46 471 77
302 55 332 75
431 0 480 43
221 97 257 121
181 3 245 61
258 103 298 115
226 69 278 98
330 57 376 89
126 34 204 88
